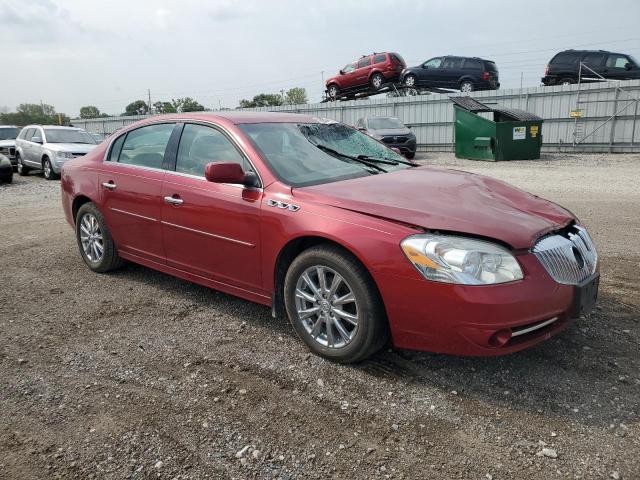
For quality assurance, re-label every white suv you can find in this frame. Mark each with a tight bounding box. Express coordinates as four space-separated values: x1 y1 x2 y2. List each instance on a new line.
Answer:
15 125 97 180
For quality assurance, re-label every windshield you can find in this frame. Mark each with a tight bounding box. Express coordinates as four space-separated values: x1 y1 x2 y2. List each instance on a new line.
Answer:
0 127 18 140
44 129 96 144
239 122 410 187
367 117 406 130
630 55 639 66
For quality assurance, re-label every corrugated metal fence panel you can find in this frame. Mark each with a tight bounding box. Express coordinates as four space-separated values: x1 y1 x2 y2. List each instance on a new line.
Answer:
72 80 640 152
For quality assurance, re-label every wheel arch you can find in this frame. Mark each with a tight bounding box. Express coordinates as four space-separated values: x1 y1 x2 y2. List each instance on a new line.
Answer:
368 69 384 81
271 235 384 319
72 194 94 224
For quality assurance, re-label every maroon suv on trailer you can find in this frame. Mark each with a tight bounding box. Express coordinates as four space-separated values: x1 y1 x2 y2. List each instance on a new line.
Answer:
325 52 406 99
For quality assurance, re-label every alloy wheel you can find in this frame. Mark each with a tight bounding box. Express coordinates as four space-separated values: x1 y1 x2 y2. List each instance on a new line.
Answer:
372 74 383 89
461 82 473 93
405 75 416 87
79 213 104 263
294 265 359 349
43 160 52 178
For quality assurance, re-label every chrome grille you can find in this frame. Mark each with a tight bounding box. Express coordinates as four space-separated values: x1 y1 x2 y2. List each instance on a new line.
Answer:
532 226 597 285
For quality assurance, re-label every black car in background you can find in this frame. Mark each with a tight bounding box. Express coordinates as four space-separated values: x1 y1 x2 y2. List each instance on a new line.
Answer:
542 50 640 85
401 56 499 93
355 116 417 159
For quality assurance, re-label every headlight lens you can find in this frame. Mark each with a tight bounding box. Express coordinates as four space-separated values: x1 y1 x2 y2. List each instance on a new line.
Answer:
56 152 75 159
400 234 523 285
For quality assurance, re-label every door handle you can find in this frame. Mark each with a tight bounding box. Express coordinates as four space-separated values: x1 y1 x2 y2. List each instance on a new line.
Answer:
102 182 117 191
164 195 184 206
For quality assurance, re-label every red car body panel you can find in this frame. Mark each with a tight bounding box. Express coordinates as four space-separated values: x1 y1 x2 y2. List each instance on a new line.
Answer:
61 112 583 356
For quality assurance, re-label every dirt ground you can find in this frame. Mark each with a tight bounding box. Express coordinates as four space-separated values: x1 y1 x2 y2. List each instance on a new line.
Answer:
0 153 638 480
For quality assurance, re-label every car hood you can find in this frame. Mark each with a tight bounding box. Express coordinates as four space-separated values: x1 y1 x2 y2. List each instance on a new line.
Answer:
45 143 97 153
0 139 16 147
294 166 574 249
369 128 413 137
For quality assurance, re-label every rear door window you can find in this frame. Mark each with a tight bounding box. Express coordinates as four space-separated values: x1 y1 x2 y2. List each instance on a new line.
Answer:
582 53 606 70
442 57 464 69
118 123 175 169
23 128 35 141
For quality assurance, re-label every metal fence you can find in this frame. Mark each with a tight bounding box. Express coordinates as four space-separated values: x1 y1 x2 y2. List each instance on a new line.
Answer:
73 80 640 153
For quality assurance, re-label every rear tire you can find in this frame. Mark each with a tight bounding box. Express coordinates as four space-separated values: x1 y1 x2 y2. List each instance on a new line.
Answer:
42 157 59 180
75 202 125 273
16 154 30 176
460 80 474 93
404 74 417 88
559 78 575 86
284 244 389 363
370 73 384 90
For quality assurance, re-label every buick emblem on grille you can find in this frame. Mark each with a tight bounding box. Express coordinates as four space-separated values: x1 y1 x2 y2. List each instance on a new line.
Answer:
393 136 398 141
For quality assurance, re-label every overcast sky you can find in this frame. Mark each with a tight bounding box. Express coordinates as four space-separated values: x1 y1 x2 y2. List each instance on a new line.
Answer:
1 0 639 117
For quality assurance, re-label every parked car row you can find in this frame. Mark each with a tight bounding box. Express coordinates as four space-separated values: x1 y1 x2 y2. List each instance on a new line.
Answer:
5 125 99 179
325 48 640 99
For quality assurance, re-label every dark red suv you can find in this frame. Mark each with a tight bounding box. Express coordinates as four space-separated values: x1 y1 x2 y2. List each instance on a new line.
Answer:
325 52 406 99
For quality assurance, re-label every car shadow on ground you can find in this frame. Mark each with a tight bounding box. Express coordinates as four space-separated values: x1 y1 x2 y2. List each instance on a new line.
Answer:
110 263 637 428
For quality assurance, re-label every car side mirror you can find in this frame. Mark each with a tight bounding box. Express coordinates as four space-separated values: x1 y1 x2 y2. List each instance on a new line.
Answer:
407 125 412 129
205 162 259 188
32 136 42 144
339 69 344 75
625 62 633 71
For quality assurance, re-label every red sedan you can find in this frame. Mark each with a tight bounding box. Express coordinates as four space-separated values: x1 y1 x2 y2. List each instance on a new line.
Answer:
61 112 599 363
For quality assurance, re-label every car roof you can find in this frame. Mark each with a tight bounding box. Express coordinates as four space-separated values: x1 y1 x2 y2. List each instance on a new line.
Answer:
144 111 320 125
0 125 18 128
23 125 83 130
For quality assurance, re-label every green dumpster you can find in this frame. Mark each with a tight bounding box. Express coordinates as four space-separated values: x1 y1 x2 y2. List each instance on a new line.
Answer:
451 97 543 161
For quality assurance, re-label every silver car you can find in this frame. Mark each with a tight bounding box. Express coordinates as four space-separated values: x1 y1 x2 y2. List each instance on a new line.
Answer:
0 125 19 167
15 125 97 180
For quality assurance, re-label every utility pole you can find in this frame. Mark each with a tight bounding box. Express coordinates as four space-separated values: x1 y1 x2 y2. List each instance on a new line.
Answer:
280 89 285 104
147 89 152 114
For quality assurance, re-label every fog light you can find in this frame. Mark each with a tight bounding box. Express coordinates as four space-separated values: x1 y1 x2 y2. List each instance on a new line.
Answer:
488 329 512 347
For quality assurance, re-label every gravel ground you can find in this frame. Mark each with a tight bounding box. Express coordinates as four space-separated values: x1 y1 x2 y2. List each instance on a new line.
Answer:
0 153 638 480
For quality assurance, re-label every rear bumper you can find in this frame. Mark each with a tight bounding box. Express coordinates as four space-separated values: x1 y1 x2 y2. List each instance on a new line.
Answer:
377 253 583 356
542 76 558 86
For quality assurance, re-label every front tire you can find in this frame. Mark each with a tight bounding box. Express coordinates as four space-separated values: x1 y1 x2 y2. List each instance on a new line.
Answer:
75 203 125 273
327 84 340 100
16 154 30 176
559 78 574 86
42 157 59 180
284 245 388 363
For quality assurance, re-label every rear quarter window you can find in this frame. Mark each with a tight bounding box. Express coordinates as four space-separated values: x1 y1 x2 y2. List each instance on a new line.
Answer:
373 54 386 64
551 52 581 65
463 58 483 70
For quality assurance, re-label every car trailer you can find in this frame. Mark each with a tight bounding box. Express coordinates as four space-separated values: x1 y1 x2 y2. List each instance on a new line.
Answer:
321 82 454 102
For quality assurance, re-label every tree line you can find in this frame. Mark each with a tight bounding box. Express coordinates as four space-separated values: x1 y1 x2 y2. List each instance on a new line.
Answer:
0 88 309 125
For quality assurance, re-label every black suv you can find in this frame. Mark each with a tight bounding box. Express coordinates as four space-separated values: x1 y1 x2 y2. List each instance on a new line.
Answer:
355 116 417 159
542 50 640 85
401 56 499 92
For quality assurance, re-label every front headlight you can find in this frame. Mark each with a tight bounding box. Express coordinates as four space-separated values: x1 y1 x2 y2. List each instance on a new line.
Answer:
56 152 75 159
400 234 523 285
